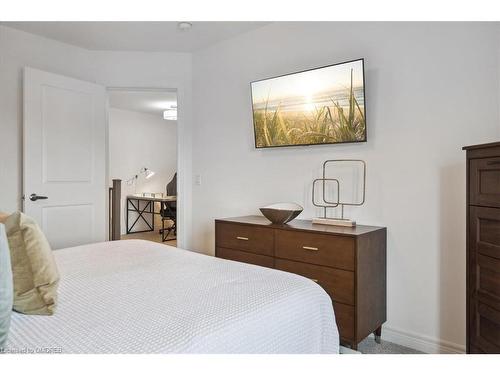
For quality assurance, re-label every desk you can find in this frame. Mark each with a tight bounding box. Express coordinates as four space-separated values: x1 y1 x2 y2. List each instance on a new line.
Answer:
126 194 176 234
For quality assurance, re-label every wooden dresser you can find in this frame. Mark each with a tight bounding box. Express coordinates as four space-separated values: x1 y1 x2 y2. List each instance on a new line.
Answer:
215 215 386 350
464 142 500 353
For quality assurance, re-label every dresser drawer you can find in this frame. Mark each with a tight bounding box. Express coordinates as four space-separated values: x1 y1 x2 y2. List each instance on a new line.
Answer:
275 259 354 305
477 254 500 301
470 344 486 353
470 157 500 208
216 222 274 256
216 247 274 268
470 206 500 261
333 302 355 341
275 230 355 271
470 300 500 353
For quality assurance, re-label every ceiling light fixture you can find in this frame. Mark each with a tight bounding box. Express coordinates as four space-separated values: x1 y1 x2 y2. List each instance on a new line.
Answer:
177 22 193 31
163 106 178 121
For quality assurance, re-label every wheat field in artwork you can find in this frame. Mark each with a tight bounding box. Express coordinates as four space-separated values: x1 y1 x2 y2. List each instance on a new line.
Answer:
251 59 366 148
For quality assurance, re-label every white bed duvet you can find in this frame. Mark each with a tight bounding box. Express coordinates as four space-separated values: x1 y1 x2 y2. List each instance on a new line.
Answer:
6 240 339 354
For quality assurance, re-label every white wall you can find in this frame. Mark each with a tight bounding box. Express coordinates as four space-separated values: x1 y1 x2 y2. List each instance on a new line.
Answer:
108 108 177 234
0 25 193 247
191 22 500 352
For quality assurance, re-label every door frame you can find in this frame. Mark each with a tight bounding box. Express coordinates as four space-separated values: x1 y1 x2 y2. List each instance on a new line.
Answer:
106 86 189 249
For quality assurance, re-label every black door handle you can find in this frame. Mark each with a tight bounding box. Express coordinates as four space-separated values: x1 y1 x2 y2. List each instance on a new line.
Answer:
29 194 48 201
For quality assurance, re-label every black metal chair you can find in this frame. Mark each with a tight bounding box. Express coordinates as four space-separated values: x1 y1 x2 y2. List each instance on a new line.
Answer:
160 173 177 242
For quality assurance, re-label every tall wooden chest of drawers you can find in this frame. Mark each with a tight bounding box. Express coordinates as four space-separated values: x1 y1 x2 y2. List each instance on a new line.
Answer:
464 142 500 353
215 215 387 350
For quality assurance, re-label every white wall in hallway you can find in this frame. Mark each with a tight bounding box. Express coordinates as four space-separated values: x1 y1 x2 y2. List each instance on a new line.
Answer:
108 107 177 234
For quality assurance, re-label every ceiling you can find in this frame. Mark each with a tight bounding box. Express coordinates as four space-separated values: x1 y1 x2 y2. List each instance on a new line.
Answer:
108 90 177 117
2 21 270 52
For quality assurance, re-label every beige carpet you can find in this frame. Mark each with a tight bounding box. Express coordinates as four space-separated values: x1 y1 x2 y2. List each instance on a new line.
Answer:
342 336 423 354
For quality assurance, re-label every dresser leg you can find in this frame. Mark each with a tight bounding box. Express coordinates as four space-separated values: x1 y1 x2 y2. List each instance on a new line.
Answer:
374 326 382 344
351 343 358 351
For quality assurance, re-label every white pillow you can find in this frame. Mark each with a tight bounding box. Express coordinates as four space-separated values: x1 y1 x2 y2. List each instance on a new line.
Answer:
0 223 13 349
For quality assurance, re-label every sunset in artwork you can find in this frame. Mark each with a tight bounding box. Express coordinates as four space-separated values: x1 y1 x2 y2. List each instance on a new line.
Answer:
251 59 366 148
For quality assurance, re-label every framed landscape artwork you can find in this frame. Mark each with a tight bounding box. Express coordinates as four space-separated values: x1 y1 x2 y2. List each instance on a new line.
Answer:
251 58 366 148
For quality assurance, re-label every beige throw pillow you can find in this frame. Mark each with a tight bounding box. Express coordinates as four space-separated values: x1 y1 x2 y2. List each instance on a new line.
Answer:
4 212 59 315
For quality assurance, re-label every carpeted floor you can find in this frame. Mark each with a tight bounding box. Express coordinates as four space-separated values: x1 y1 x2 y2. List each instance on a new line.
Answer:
359 338 423 354
342 335 424 354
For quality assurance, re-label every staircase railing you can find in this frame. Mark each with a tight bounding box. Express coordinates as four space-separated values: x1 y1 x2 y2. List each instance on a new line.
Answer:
108 179 122 241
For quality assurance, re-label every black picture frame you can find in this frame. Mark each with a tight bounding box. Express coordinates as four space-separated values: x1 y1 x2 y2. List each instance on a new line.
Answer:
250 58 367 149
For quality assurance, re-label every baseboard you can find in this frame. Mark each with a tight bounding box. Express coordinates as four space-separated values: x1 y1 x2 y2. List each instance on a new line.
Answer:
381 326 466 354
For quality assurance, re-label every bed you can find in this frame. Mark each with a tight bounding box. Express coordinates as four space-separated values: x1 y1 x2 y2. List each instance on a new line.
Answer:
5 239 339 354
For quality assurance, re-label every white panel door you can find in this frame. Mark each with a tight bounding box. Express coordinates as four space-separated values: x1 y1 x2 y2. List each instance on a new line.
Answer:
23 67 107 249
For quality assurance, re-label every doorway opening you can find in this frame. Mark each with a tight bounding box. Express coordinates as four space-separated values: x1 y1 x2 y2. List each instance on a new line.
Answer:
107 88 178 247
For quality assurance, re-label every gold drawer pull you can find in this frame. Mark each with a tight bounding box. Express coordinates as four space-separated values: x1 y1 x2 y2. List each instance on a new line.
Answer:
302 246 318 251
236 236 249 241
310 278 319 283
